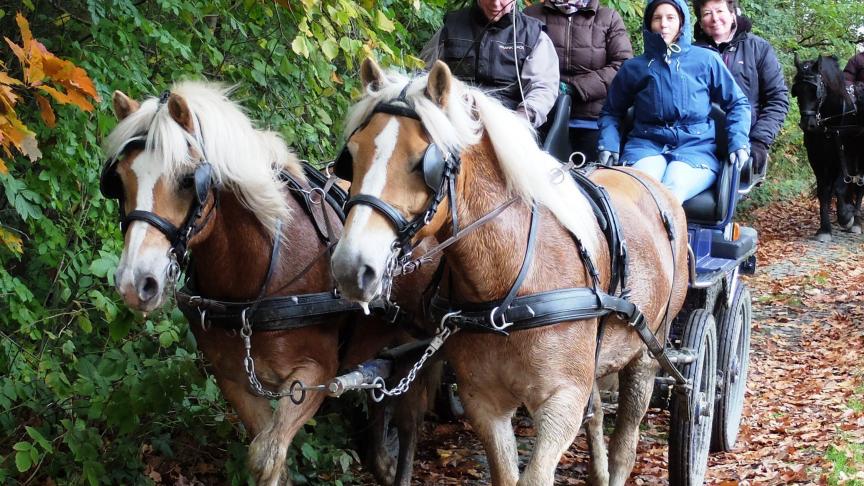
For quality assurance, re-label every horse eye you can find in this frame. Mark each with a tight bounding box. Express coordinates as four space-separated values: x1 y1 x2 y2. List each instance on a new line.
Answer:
179 175 194 190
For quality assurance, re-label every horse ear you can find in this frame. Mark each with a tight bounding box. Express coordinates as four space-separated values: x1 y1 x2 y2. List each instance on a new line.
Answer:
794 52 801 69
112 91 140 120
167 93 195 133
426 60 452 108
360 57 388 91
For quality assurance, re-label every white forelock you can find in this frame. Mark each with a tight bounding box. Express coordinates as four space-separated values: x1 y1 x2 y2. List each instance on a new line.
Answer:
344 68 600 260
104 80 302 237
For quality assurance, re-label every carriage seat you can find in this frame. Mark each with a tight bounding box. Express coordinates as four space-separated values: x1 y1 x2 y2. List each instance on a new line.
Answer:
621 104 753 228
540 85 573 163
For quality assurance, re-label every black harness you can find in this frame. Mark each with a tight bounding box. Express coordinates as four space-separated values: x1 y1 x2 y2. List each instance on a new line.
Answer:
793 71 864 185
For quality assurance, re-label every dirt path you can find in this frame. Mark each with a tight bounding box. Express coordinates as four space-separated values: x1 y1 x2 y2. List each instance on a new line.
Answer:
400 196 864 485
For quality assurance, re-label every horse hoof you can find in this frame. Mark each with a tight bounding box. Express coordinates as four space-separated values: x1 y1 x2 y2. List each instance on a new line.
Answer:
814 232 832 243
852 225 862 235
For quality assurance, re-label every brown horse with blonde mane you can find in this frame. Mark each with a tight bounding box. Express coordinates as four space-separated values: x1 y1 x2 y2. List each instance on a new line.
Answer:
331 59 690 485
101 81 436 485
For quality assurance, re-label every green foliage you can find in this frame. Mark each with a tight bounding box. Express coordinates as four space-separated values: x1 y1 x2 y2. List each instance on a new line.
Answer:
0 1 448 484
2 0 863 483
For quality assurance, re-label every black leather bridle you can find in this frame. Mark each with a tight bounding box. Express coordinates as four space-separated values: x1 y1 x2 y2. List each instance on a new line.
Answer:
335 96 461 261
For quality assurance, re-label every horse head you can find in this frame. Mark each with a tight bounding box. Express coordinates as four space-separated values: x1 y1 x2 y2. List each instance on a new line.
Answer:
102 82 296 312
792 54 822 132
330 59 464 304
792 54 856 132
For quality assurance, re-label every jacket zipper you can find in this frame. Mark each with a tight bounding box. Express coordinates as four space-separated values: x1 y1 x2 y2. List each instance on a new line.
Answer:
566 16 572 74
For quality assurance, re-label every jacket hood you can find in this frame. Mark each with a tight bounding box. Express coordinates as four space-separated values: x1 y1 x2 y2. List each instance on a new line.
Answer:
541 0 599 15
693 14 752 46
643 0 692 56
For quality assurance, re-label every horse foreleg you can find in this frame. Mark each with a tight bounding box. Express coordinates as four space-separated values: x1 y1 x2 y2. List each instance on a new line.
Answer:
216 376 275 438
585 387 609 486
247 367 329 486
607 351 656 486
851 186 864 234
460 385 520 486
366 400 398 485
391 362 440 486
816 179 834 242
520 386 589 486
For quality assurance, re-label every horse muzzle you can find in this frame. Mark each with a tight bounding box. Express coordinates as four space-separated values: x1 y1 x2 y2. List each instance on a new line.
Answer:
331 241 388 304
114 256 172 312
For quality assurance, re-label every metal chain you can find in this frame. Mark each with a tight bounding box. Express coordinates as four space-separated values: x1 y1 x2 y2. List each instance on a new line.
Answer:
370 311 460 402
240 309 326 404
379 244 402 300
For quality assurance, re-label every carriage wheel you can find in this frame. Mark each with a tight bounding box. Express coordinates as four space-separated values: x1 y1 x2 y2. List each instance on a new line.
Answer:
668 309 718 486
711 283 752 452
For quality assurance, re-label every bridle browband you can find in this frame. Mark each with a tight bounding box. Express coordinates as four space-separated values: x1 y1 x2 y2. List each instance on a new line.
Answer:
100 90 221 266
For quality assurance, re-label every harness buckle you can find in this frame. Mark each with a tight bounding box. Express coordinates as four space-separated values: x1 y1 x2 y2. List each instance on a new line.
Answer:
489 306 513 331
386 302 402 324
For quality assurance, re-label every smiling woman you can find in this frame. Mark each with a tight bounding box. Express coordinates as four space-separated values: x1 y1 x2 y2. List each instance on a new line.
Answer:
693 0 789 177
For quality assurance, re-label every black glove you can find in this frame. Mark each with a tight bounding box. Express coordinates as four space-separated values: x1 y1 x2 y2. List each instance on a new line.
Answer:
751 140 769 176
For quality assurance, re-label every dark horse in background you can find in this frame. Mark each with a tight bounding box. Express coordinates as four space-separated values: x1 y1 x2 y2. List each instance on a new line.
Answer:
792 54 864 242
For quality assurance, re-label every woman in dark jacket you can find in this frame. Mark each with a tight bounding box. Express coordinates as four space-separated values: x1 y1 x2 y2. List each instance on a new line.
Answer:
525 0 632 162
694 0 789 176
597 0 751 203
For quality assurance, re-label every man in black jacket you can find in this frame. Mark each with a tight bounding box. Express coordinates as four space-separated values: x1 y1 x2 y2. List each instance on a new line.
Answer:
421 0 560 129
694 0 789 176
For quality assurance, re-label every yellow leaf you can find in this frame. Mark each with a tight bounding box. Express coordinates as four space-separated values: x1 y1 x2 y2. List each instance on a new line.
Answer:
41 54 98 98
34 94 55 128
375 10 395 32
26 47 44 85
37 85 72 105
0 72 23 86
62 86 94 112
4 38 26 67
0 112 40 161
0 227 23 255
0 156 6 175
16 13 33 52
0 83 19 110
291 35 309 58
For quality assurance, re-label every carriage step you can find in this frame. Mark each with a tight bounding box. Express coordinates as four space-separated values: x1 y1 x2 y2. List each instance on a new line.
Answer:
665 348 697 366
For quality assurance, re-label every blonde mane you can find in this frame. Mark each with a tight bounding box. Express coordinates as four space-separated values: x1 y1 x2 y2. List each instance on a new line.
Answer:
344 69 600 259
104 80 303 237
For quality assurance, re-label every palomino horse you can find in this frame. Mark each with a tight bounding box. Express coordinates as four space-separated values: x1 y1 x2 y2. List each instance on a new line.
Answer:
331 59 689 485
102 81 436 485
792 54 864 241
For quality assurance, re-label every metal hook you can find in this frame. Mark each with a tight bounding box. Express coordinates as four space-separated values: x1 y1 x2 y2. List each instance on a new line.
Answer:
489 306 513 331
199 309 210 332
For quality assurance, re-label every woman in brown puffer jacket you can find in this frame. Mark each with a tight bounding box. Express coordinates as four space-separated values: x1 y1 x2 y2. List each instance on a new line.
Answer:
525 0 632 162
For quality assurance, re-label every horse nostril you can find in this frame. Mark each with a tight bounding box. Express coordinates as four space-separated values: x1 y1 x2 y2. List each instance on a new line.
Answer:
137 274 160 303
359 264 379 291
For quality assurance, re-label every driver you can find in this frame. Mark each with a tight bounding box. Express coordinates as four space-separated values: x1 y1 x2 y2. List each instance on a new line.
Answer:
421 0 560 129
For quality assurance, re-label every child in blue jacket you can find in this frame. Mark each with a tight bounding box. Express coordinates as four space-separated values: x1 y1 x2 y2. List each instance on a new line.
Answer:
597 0 751 203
